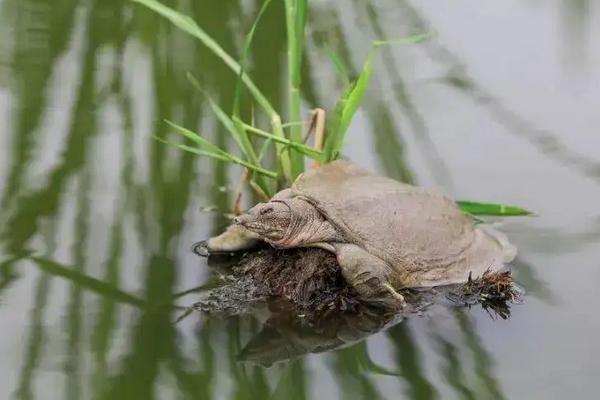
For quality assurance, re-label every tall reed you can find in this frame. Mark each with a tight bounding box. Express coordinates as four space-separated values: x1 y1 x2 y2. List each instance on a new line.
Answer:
131 0 531 216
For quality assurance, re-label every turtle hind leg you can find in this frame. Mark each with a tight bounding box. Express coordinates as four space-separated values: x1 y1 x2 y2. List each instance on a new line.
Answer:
193 224 261 257
334 244 405 309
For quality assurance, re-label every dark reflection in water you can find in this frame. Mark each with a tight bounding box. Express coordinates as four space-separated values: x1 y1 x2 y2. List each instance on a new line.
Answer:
1 0 599 399
237 305 401 367
388 324 438 400
239 315 394 366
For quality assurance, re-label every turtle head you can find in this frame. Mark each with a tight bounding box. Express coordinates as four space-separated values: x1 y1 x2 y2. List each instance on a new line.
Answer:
234 201 291 241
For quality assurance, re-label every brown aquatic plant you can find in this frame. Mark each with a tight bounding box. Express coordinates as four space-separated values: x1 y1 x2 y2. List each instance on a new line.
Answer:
448 270 522 319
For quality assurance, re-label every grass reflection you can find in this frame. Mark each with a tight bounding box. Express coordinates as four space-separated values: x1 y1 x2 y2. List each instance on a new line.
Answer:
434 335 476 400
0 0 78 212
14 272 52 400
0 0 571 399
65 171 92 400
387 324 438 400
454 310 507 400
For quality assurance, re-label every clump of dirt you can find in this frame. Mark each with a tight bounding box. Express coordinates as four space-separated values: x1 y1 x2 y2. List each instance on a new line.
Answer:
238 248 365 314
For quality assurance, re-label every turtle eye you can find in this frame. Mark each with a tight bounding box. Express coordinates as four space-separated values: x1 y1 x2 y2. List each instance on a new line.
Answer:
260 207 274 216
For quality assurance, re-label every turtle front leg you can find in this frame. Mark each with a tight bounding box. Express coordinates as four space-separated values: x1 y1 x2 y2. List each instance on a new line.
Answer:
334 244 405 309
193 224 261 257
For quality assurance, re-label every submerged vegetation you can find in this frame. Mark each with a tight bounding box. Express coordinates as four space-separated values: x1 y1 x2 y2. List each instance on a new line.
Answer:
133 0 530 217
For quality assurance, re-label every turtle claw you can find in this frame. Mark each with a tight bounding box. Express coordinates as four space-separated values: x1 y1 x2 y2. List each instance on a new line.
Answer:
192 241 211 257
385 285 407 309
367 284 405 310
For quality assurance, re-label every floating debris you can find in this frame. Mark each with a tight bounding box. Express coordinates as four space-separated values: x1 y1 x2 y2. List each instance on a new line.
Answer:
446 270 523 319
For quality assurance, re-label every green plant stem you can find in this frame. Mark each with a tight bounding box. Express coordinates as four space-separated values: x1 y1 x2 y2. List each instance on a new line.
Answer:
187 73 272 194
284 0 307 178
233 0 273 118
326 32 433 160
163 121 277 178
132 0 270 114
131 0 292 182
237 120 324 160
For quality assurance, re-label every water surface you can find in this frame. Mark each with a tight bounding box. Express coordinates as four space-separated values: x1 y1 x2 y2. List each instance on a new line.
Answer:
1 0 599 399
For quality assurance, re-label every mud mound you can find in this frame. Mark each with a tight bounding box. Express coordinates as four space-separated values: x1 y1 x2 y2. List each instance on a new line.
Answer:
194 248 521 319
238 248 364 313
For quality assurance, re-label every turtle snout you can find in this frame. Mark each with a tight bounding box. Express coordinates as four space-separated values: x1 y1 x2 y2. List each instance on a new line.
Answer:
234 214 251 226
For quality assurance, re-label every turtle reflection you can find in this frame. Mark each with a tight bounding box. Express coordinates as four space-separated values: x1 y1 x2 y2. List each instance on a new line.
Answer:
238 302 404 366
190 247 521 366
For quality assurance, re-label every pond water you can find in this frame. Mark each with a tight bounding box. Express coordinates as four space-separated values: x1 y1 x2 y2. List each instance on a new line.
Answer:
1 0 599 399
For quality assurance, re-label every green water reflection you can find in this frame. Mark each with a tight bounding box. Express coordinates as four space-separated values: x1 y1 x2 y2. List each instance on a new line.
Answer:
1 1 600 399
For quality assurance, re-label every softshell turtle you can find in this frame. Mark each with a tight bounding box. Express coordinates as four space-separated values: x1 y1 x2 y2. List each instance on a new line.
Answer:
197 160 515 307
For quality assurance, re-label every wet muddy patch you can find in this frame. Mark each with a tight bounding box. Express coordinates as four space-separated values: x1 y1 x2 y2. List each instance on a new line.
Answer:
191 247 522 321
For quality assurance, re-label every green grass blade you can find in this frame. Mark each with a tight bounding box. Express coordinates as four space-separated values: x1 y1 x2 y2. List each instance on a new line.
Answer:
284 0 308 178
202 63 275 194
187 78 244 151
325 47 351 86
164 120 223 154
177 75 273 193
233 0 273 118
237 119 324 161
372 33 433 47
164 120 277 178
204 90 266 172
280 121 307 129
154 136 230 162
30 256 149 308
257 138 273 162
187 74 265 171
231 115 273 195
131 0 275 116
332 46 375 157
324 81 357 160
457 201 533 216
327 33 431 160
270 115 293 183
132 0 292 182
